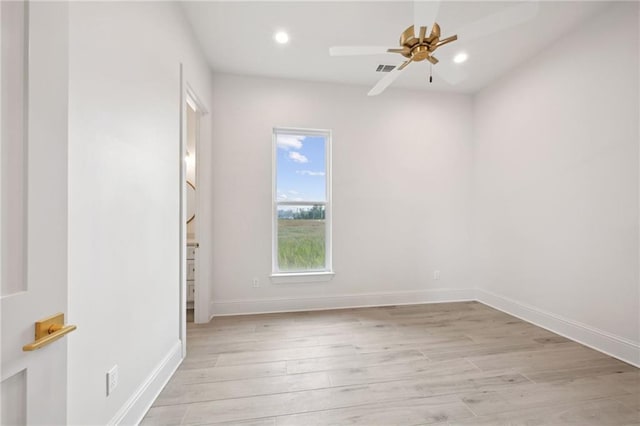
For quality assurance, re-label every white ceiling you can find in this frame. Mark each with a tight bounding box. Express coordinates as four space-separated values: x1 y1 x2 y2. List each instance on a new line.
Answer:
182 1 610 94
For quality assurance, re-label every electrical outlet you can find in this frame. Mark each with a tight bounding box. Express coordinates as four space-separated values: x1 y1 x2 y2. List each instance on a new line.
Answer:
252 277 259 288
433 270 441 280
106 365 118 396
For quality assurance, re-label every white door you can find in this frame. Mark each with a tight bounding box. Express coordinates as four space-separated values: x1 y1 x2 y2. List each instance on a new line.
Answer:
1 2 71 424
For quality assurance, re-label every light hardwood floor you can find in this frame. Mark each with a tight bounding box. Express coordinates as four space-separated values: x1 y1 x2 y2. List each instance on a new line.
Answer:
142 302 639 425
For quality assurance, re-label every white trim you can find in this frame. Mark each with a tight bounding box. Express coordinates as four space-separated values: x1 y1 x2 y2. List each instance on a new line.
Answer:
325 130 332 274
278 201 328 206
178 63 187 358
276 127 330 137
270 271 335 284
108 341 182 426
185 83 208 115
476 289 640 367
209 288 476 317
181 74 210 329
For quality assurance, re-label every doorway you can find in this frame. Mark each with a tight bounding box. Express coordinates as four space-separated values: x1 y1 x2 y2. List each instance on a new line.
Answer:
180 75 207 355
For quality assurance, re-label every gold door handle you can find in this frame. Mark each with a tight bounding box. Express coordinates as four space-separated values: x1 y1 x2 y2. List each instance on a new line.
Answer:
23 313 77 351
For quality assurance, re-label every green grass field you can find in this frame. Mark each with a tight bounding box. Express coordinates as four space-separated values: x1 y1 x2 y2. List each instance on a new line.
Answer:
278 219 326 270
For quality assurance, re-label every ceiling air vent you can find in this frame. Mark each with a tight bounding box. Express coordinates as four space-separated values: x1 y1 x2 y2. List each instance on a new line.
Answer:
376 64 396 72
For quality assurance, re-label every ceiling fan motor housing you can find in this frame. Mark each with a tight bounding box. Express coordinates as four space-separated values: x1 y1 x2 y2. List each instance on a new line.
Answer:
410 45 431 61
393 23 456 64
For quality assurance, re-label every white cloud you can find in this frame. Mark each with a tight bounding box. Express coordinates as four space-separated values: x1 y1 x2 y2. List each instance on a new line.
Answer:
288 151 308 163
277 135 304 151
296 170 325 176
288 190 299 195
277 191 288 200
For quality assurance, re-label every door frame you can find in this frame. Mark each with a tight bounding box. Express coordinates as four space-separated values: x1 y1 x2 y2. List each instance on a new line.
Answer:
179 66 208 356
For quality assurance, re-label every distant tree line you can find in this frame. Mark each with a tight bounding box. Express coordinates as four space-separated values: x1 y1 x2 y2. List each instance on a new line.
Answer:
278 205 325 220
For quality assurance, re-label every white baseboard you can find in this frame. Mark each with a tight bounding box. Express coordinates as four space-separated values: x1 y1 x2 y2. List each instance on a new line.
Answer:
476 289 640 368
108 341 183 426
210 288 476 317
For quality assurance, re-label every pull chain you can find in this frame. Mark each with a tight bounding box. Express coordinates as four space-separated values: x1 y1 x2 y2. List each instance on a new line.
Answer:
429 64 433 83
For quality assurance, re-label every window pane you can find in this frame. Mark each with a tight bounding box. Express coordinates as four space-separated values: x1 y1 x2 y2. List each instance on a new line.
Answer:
277 205 326 271
275 133 326 202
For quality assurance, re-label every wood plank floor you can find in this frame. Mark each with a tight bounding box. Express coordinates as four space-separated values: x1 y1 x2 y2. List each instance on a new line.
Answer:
142 301 639 425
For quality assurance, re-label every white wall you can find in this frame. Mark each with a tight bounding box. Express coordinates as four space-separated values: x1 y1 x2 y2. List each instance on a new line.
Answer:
472 2 639 362
67 2 212 424
209 74 474 314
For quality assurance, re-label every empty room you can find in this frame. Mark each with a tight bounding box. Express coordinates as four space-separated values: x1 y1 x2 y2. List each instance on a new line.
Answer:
0 1 638 425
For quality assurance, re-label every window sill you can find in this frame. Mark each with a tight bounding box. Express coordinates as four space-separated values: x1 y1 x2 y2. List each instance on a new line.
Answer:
270 271 335 284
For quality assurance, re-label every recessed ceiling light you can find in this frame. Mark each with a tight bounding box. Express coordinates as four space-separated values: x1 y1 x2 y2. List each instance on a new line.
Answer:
453 52 468 64
274 31 289 44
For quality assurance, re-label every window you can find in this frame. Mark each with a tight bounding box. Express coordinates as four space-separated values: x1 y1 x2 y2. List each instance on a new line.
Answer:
273 128 332 275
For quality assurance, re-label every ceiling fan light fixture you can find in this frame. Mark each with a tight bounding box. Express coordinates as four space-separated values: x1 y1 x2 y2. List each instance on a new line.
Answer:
453 52 468 64
274 31 289 44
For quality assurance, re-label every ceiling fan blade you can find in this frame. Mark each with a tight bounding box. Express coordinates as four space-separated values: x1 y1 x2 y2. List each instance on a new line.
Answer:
428 22 441 42
397 58 413 71
329 46 396 56
413 1 441 32
455 1 539 43
400 25 416 45
387 47 411 54
419 26 427 43
368 64 405 96
433 35 458 50
433 60 467 85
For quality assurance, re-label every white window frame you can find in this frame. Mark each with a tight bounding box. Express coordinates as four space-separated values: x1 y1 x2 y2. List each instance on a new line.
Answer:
271 127 333 280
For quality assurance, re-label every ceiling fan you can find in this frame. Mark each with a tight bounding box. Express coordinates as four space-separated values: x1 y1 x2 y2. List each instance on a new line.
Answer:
329 1 539 96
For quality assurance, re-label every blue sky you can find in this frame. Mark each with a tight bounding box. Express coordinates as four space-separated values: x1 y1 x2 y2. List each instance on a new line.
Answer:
276 133 326 202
